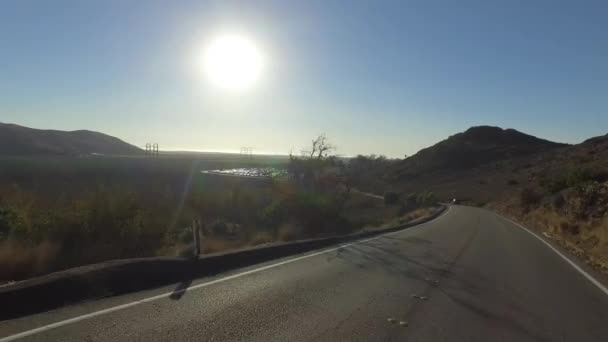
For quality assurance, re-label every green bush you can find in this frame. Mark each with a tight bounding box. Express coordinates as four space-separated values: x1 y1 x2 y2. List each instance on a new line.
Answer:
416 191 437 207
178 227 194 244
208 220 229 236
541 168 608 194
258 200 284 229
0 207 17 239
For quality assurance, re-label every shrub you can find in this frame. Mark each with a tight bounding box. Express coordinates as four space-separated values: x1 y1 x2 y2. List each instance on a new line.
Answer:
0 207 17 240
571 181 606 219
507 179 519 186
289 191 343 234
0 240 59 280
177 227 194 244
258 200 284 228
383 191 399 205
416 191 437 207
552 194 565 209
277 223 301 241
545 177 569 194
541 168 608 194
200 237 235 254
0 156 364 280
344 193 378 210
249 231 274 245
520 187 542 208
404 193 418 208
207 220 242 237
205 219 225 236
559 221 580 235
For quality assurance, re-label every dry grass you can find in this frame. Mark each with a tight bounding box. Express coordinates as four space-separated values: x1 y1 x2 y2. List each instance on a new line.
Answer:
0 189 437 282
495 205 608 274
0 240 59 281
249 231 275 246
404 208 434 222
276 223 302 242
200 237 247 255
364 206 439 232
590 219 608 262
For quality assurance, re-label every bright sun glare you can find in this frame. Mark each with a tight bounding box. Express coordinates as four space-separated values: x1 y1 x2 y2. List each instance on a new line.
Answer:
202 34 264 91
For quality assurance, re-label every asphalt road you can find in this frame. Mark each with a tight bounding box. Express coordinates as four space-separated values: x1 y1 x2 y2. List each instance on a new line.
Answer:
2 205 608 341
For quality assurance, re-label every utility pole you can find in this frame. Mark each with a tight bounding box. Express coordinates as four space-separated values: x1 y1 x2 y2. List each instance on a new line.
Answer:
192 219 201 257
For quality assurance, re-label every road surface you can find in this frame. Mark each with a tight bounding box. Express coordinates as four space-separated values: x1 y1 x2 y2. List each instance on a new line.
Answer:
1 205 608 341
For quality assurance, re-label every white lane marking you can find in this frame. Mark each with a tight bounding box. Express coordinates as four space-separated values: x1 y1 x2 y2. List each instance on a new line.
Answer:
496 213 608 297
0 207 449 342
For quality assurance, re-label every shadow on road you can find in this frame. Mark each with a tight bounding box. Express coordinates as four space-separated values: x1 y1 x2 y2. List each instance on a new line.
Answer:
169 279 193 300
326 232 553 341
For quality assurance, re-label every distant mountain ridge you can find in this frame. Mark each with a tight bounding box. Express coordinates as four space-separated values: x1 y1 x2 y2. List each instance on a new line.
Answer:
0 123 142 156
391 126 567 178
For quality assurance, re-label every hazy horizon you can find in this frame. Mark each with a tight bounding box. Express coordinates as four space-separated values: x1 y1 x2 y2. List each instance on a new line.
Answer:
2 0 607 157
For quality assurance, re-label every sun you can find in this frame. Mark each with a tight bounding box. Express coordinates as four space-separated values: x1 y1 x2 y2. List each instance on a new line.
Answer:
202 34 264 91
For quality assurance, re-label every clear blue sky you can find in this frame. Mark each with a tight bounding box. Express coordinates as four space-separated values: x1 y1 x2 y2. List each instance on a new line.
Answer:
1 0 607 157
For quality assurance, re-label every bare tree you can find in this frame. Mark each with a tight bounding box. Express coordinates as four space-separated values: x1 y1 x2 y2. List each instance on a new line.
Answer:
309 134 334 160
288 134 338 187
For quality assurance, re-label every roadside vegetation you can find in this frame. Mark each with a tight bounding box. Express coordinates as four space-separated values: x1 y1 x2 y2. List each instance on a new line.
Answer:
492 134 608 273
487 153 608 274
493 171 608 273
344 154 400 194
0 137 438 282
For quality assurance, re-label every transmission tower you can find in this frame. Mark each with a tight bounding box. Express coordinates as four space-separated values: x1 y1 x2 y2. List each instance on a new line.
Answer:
153 143 159 157
240 146 253 159
145 143 160 157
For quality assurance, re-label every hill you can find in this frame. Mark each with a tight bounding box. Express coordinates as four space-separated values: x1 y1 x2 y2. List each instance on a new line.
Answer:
390 126 567 180
0 123 142 156
378 126 608 274
486 132 608 273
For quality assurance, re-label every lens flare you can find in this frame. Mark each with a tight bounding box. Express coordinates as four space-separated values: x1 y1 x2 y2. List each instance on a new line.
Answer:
202 34 264 90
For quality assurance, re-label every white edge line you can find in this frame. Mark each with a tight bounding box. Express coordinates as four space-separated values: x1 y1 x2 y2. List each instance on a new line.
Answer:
0 207 449 342
496 212 608 297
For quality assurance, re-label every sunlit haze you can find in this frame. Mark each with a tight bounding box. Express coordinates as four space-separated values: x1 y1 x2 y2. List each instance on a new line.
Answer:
202 34 264 91
1 1 607 157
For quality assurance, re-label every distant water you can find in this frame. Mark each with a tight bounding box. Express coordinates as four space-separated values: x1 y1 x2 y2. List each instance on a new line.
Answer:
201 167 287 178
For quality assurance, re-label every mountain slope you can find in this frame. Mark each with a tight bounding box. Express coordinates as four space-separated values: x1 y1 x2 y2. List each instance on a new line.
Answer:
0 123 142 156
391 126 567 179
381 126 608 274
487 132 608 273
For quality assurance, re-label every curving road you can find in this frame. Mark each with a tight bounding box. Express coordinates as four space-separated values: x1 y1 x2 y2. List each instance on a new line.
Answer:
1 205 608 341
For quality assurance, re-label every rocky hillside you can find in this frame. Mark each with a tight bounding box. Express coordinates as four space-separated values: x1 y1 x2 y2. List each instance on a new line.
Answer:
487 133 608 272
0 123 142 156
383 126 608 274
390 126 566 179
